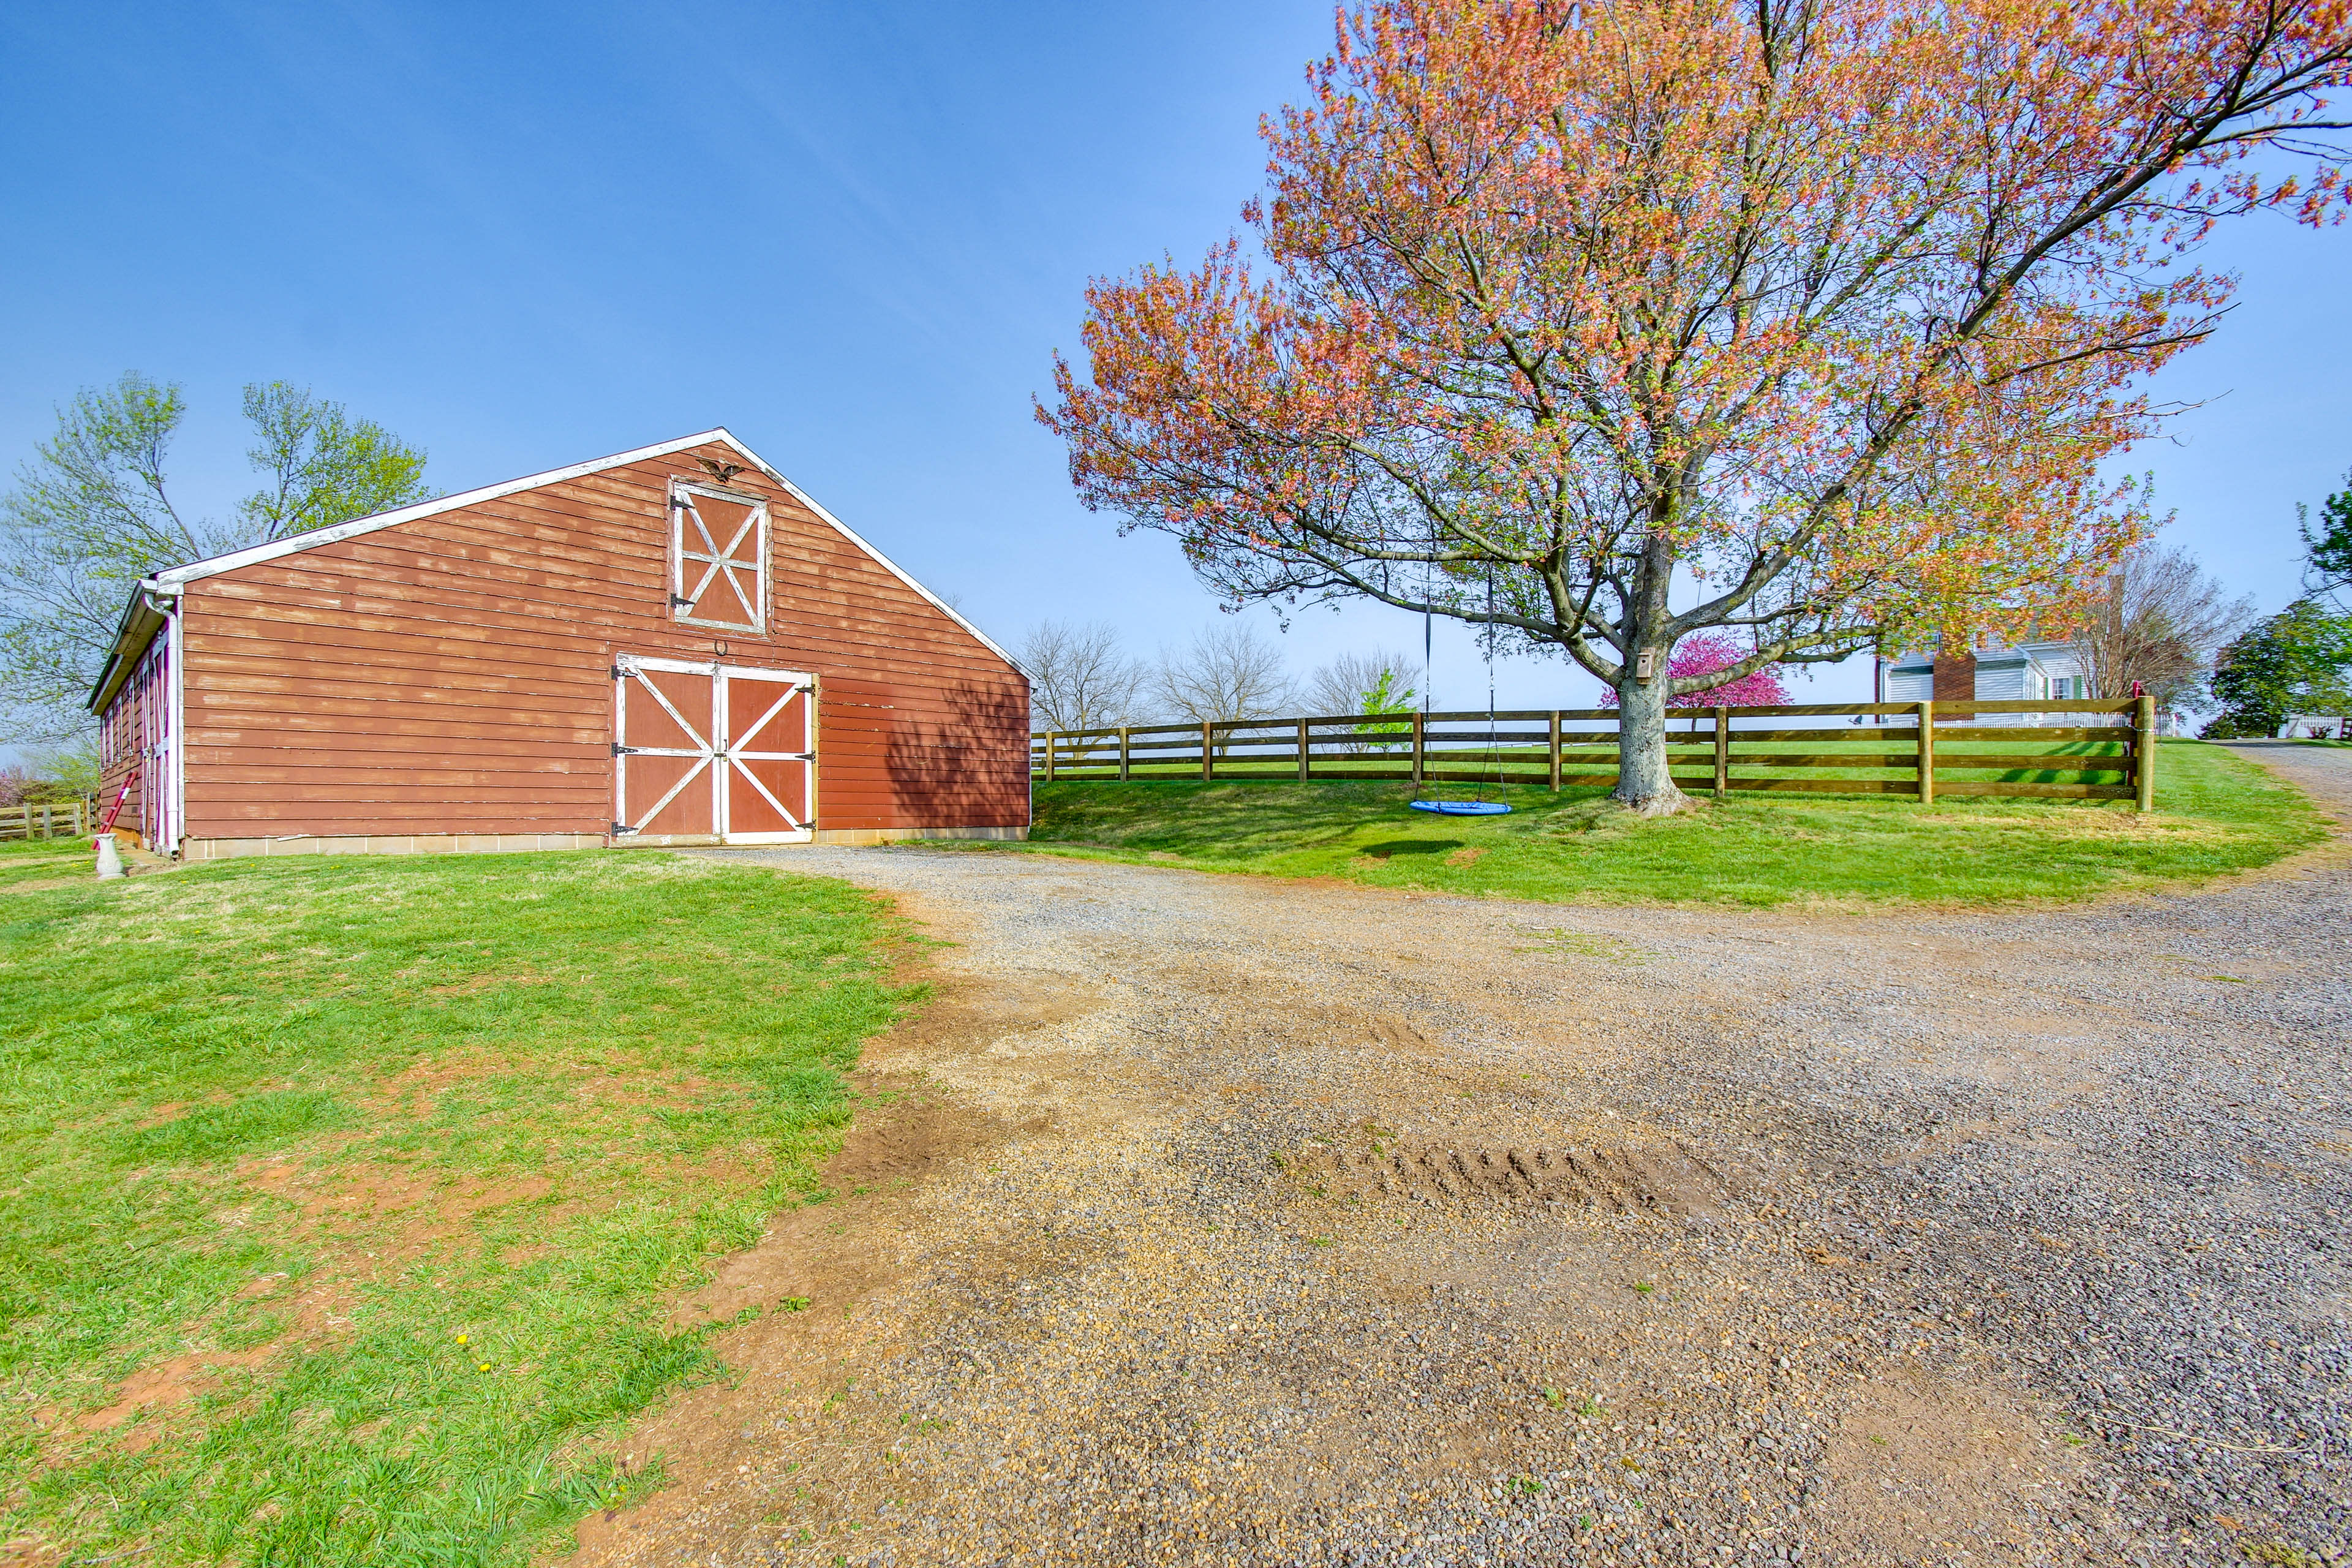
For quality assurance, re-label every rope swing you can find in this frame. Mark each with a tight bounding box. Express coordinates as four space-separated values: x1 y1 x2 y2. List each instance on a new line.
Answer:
1410 560 1513 817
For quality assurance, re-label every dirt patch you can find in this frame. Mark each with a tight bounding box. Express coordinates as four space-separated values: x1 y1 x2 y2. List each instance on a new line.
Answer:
0 875 87 895
580 1071 1003 1562
59 1344 279 1442
671 1088 996 1332
1818 1369 2090 1563
235 1154 565 1279
241 1155 554 1231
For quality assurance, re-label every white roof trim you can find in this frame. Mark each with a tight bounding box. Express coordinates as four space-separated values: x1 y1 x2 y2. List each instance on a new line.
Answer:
151 426 1020 671
720 439 1023 673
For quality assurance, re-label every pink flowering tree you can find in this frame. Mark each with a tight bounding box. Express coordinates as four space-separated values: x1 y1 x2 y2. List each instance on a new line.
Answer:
1600 634 1790 722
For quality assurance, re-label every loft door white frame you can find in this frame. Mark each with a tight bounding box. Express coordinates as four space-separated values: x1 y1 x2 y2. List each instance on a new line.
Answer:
667 481 769 633
612 653 816 845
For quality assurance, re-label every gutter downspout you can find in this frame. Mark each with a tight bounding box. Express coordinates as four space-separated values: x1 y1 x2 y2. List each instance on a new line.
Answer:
162 585 185 856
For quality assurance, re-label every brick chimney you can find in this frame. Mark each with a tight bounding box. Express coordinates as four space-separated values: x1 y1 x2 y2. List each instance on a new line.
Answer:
1931 641 1977 704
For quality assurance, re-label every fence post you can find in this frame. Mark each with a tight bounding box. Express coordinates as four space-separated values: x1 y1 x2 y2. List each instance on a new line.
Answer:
1201 721 1213 782
41 802 53 839
1917 701 1936 804
1411 712 1425 787
1548 711 1561 791
1043 731 1057 783
1119 727 1131 782
1713 706 1729 799
2134 695 2156 811
1297 718 1310 783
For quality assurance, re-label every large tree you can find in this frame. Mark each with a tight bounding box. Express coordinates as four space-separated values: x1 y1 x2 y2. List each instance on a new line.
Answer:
2204 598 2352 736
0 374 428 742
2079 541 2254 712
2301 472 2352 606
1042 0 2352 810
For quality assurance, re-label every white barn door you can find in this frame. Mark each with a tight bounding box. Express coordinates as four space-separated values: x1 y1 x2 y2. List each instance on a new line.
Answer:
612 654 815 845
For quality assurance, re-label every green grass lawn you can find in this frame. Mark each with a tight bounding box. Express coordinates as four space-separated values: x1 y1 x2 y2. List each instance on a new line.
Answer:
992 739 2322 907
0 834 98 889
0 845 912 1566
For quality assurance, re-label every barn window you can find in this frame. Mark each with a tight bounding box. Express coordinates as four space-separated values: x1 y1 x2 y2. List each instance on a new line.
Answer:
668 481 767 632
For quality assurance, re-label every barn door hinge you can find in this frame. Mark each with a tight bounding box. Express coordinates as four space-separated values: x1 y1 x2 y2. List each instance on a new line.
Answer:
609 664 625 680
611 821 637 835
611 743 638 756
669 594 694 608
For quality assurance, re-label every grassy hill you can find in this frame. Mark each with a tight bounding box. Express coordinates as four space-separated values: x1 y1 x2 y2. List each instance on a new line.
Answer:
992 739 2322 907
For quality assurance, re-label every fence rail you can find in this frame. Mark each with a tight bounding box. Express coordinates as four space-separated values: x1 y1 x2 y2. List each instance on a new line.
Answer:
0 798 92 842
1031 698 2157 809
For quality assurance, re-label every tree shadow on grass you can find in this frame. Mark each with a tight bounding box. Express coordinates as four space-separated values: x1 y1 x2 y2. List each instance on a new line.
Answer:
1356 839 1465 859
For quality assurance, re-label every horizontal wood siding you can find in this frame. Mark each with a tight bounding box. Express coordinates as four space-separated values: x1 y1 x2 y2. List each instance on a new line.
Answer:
173 441 1028 842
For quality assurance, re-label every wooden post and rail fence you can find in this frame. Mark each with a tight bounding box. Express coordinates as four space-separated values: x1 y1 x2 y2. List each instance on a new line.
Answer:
0 797 95 842
1031 697 2158 809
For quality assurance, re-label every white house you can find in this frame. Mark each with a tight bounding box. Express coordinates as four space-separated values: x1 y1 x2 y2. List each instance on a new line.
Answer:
1879 639 2090 718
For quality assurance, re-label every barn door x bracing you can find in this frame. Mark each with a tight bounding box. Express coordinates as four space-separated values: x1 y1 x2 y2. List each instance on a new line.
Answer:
612 654 815 844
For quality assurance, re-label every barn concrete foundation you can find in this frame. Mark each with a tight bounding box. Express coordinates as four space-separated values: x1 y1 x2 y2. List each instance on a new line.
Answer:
182 832 608 861
178 825 1026 860
811 825 1028 846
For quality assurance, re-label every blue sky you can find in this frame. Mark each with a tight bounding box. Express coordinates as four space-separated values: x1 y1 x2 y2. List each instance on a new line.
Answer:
3 0 2345 717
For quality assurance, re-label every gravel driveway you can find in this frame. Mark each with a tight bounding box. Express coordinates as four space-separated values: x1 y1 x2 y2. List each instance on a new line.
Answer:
579 744 2349 1568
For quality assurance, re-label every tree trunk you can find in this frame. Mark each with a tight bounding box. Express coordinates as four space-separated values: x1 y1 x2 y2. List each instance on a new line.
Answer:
1611 526 1689 815
1613 665 1689 814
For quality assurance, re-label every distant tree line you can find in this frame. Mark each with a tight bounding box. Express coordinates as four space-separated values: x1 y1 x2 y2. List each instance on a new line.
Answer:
1016 618 1426 736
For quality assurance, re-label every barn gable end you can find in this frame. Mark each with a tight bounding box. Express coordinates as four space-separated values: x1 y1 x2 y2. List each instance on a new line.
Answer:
92 429 1030 858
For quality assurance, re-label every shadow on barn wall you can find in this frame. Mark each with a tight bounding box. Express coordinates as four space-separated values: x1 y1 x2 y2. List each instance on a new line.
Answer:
883 679 1031 821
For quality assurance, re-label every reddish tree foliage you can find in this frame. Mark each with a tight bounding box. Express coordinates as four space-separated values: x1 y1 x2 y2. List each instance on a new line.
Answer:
1599 633 1791 707
1041 0 2352 809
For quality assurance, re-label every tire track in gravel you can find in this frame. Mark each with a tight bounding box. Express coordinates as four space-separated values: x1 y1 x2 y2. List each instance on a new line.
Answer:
572 760 2349 1568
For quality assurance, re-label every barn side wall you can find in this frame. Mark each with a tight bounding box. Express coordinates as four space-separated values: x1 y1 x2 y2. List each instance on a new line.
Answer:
172 440 1030 850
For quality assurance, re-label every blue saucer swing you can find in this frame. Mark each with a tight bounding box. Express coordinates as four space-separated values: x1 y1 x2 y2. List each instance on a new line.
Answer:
1411 798 1512 816
1409 565 1515 818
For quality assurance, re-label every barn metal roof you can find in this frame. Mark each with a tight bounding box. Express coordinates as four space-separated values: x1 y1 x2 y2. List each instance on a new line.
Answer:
86 427 1018 712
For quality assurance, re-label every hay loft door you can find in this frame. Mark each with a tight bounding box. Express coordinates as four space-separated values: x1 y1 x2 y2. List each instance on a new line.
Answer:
668 481 768 631
612 654 815 845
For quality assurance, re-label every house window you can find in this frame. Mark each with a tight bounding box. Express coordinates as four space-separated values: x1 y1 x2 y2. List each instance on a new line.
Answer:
2048 676 2075 699
668 481 768 632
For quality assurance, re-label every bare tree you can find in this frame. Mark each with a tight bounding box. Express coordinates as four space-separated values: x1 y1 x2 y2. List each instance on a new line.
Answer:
1016 619 1147 735
1153 622 1296 727
2081 543 2256 712
1306 648 1421 717
1306 646 1420 753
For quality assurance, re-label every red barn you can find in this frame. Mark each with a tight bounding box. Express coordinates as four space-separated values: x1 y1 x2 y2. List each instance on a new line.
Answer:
86 429 1031 859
